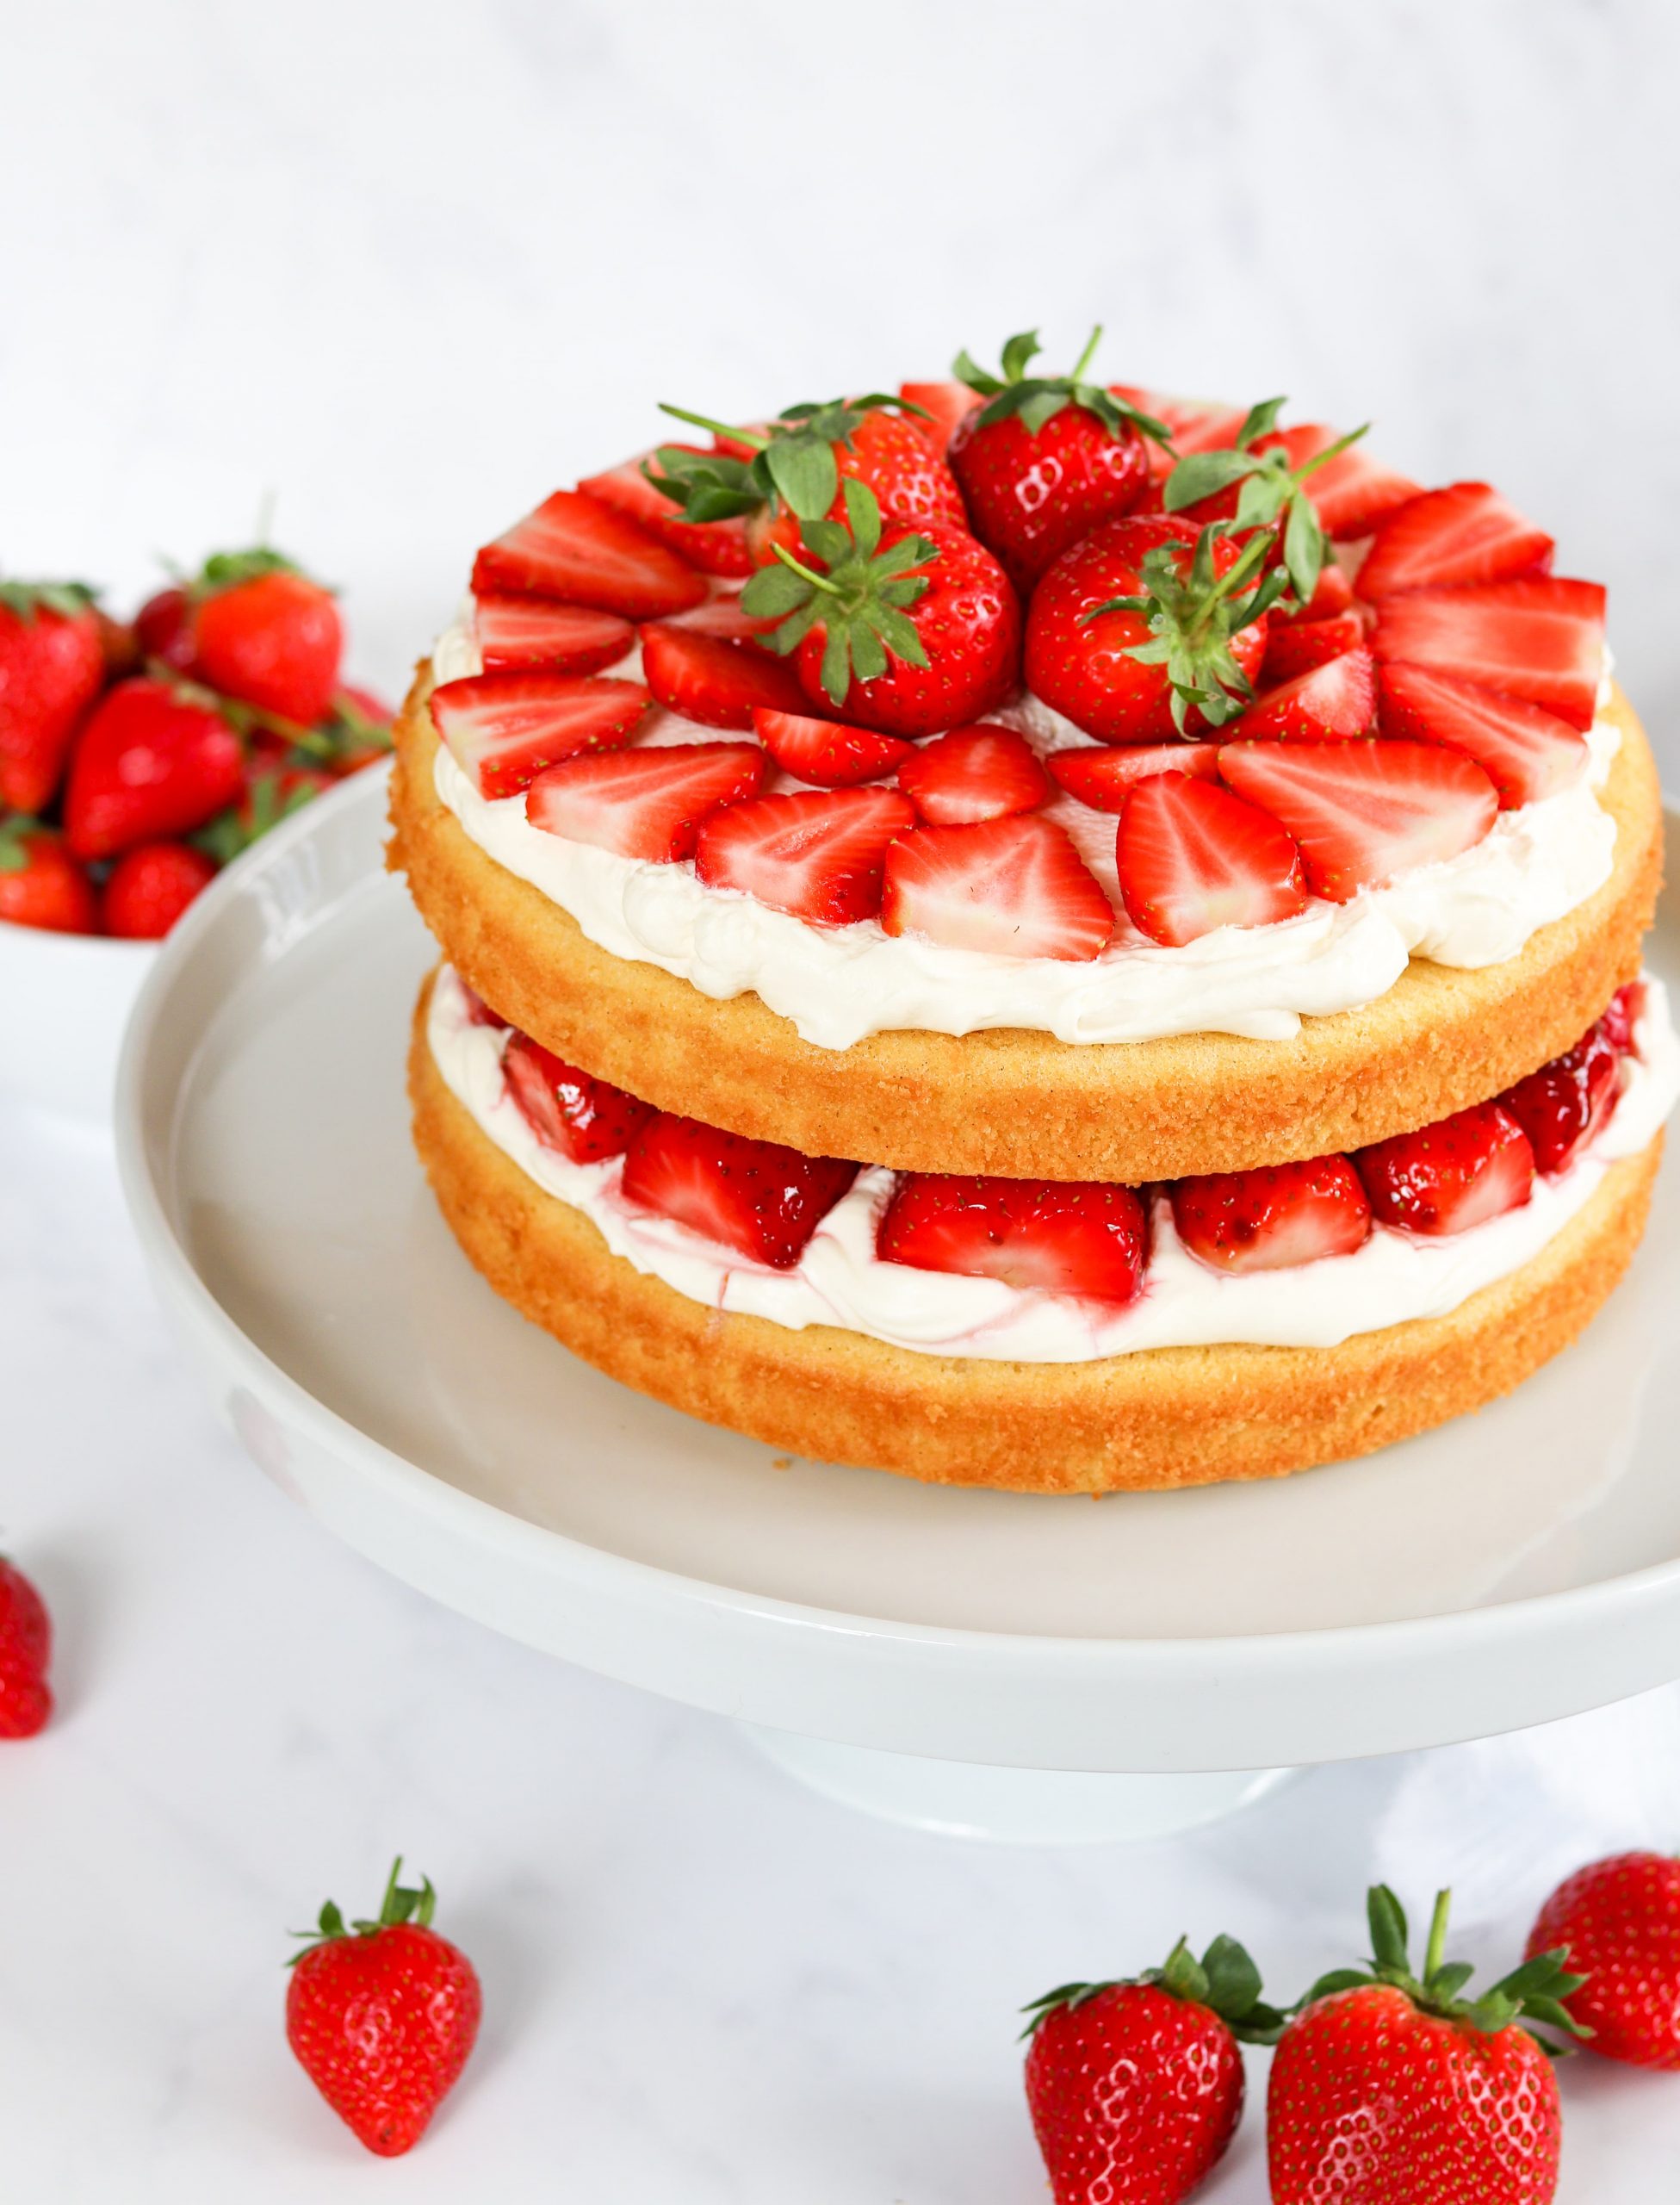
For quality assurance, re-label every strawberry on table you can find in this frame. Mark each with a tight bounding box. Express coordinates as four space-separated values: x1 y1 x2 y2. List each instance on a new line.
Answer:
1116 773 1305 946
527 741 765 861
1218 738 1498 901
881 812 1114 960
1268 1885 1584 2205
1023 1935 1285 2205
102 841 217 939
944 326 1168 587
0 1556 53 1737
1526 1850 1680 2070
751 706 913 788
0 818 99 935
1355 481 1554 599
287 1858 481 2158
878 1174 1148 1302
638 619 808 729
64 677 245 859
0 580 106 813
1261 609 1366 685
1377 663 1588 808
1371 577 1606 730
430 671 653 801
472 488 708 618
895 723 1049 824
1237 647 1377 741
1025 515 1276 744
740 481 1021 736
502 1033 654 1160
1045 741 1224 811
186 548 344 727
1501 1023 1620 1174
621 1114 857 1267
693 786 914 923
473 593 634 677
1172 1155 1372 1272
1355 1100 1535 1234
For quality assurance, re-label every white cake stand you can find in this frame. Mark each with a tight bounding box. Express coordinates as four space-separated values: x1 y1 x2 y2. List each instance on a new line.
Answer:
115 768 1680 1842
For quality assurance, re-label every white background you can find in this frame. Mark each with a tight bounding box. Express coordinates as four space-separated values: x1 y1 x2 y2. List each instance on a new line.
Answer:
4 0 1680 2196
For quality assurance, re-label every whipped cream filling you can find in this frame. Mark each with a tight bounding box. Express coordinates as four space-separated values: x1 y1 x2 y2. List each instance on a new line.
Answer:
429 616 1620 1052
427 963 1677 1364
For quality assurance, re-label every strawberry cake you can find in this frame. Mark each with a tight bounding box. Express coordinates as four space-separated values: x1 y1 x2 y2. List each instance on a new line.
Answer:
390 335 1671 1492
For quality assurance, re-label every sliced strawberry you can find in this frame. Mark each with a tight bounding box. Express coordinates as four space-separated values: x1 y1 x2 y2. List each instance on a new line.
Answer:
1276 562 1355 624
1111 387 1245 477
1356 482 1553 601
1259 425 1421 538
1238 648 1377 741
1046 742 1224 812
639 622 808 730
752 707 912 788
621 1114 858 1268
877 1174 1147 1303
693 786 914 923
1116 773 1306 945
1600 981 1647 1055
898 379 983 450
1171 1155 1372 1274
1218 738 1497 901
880 814 1113 961
1371 578 1605 729
470 489 706 618
1377 663 1587 808
896 724 1051 825
461 982 510 1030
430 672 652 800
1355 1101 1535 1235
527 742 765 861
578 449 753 579
657 594 778 643
1262 612 1366 684
502 1032 654 1162
1501 1026 1620 1176
474 593 633 676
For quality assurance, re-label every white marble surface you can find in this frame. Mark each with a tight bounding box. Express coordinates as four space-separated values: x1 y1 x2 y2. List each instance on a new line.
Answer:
2 1101 1679 2193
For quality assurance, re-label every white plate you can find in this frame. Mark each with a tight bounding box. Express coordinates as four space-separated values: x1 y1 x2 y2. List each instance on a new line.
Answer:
115 766 1680 1774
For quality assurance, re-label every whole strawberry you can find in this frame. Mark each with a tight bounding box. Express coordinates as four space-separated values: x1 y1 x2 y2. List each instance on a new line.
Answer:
1024 1934 1284 2205
1527 1850 1680 2068
0 580 107 814
64 677 245 859
286 1858 481 2157
0 817 99 935
185 547 344 727
0 1557 53 1737
1269 1885 1585 2204
102 841 217 939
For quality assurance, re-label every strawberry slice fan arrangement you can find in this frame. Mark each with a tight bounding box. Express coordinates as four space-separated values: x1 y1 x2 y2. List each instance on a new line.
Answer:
387 326 1670 1495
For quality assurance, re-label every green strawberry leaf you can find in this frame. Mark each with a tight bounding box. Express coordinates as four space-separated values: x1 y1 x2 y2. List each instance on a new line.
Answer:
953 325 1173 449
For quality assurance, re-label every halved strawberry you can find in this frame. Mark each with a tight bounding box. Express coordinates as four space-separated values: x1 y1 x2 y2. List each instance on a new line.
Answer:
1116 773 1306 945
693 786 914 923
1355 1101 1535 1234
1371 578 1605 730
430 672 652 800
527 742 766 860
1111 387 1245 478
657 594 778 643
877 1174 1147 1303
1262 612 1366 684
1238 648 1377 741
639 622 808 730
578 449 753 578
1258 425 1421 539
470 489 707 618
880 813 1113 961
1274 562 1355 625
461 982 510 1030
1171 1156 1372 1274
896 724 1050 825
1218 738 1497 901
474 594 634 676
1355 482 1554 600
1377 663 1587 808
503 1033 655 1162
1501 1026 1620 1176
1600 981 1647 1055
1046 742 1224 812
898 380 982 450
621 1114 858 1268
752 707 913 788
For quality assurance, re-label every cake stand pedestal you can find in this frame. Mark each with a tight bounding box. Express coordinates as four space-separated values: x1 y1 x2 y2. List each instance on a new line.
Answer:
115 770 1680 1845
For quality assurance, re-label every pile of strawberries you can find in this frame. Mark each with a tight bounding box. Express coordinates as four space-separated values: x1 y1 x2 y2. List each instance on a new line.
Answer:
431 328 1607 961
0 549 389 940
477 982 1643 1293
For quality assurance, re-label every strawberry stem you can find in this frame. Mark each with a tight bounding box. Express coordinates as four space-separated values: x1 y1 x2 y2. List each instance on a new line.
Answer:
1067 323 1104 382
1423 1889 1452 1983
657 402 768 451
768 542 844 597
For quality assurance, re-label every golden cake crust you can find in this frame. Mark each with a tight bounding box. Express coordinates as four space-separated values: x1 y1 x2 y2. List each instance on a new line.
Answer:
409 979 1662 1496
390 668 1663 1181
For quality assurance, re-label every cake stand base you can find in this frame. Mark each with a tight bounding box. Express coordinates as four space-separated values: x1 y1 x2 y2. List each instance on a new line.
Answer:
743 1726 1293 1844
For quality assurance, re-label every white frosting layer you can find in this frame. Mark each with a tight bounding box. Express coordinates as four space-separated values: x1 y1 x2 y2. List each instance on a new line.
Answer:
429 616 1620 1051
427 964 1677 1364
